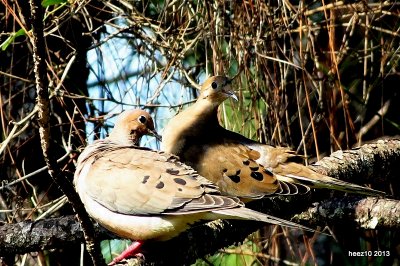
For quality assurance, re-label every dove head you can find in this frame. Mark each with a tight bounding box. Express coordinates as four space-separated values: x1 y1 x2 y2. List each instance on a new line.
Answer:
199 76 238 104
108 109 161 145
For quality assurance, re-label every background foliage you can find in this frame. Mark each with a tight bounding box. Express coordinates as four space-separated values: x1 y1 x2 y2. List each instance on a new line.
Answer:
1 0 399 265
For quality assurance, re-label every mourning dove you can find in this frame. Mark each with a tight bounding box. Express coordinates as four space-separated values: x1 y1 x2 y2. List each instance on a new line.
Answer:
161 76 385 199
74 109 313 265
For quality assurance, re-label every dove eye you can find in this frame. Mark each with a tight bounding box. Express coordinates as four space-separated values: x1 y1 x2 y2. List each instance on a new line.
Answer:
138 115 147 124
211 81 218 89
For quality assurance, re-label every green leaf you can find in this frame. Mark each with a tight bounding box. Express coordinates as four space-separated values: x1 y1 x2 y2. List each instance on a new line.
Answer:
0 29 26 51
42 0 67 7
100 239 132 264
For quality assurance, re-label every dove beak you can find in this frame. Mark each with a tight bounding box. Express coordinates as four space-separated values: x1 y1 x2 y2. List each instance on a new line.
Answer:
148 129 162 141
226 91 238 101
223 79 238 101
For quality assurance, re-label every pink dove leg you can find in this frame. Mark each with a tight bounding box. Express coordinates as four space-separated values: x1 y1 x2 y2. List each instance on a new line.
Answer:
108 241 143 265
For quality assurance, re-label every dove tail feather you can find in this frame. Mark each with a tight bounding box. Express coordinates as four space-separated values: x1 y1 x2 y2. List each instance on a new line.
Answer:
212 207 315 232
277 174 385 196
276 180 310 195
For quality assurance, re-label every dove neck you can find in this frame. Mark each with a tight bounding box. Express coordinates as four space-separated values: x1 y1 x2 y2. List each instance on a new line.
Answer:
161 98 220 155
190 98 221 126
108 129 141 146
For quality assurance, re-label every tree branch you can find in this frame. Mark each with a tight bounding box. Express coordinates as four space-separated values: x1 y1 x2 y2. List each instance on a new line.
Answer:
29 1 104 265
293 197 400 229
1 139 399 264
0 216 105 255
292 138 400 229
310 137 400 190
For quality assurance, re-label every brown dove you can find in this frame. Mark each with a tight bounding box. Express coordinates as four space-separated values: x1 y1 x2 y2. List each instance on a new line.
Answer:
74 109 314 265
161 76 385 199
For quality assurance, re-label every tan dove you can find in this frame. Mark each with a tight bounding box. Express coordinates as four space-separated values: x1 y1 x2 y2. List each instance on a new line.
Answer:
74 109 314 265
161 76 385 199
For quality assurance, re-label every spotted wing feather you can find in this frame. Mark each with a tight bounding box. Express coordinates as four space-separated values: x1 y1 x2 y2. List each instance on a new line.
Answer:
75 140 242 216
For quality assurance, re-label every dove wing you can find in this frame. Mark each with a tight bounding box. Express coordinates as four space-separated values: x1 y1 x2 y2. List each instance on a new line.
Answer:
75 140 242 216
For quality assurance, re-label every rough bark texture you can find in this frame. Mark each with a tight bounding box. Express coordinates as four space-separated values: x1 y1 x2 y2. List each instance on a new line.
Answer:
290 138 400 229
310 137 400 193
293 197 400 229
0 216 84 255
0 216 113 255
0 138 399 265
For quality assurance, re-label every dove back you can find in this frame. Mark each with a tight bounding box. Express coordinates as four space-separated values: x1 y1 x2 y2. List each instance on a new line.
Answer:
162 76 385 198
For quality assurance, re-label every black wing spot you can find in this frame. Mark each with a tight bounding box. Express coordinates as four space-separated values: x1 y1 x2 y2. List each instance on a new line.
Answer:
222 168 228 173
142 175 150 184
166 168 180 175
178 188 183 192
263 169 273 176
174 178 187 186
250 166 259 171
250 171 264 181
236 169 241 175
156 181 165 189
228 175 241 183
243 160 250 165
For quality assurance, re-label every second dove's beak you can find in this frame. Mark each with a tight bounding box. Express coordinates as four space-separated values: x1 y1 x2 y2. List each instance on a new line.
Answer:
223 87 238 101
223 78 238 101
148 129 162 141
228 91 238 101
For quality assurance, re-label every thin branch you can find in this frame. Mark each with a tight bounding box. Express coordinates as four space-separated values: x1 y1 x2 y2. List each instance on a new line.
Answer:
28 0 104 265
0 151 71 190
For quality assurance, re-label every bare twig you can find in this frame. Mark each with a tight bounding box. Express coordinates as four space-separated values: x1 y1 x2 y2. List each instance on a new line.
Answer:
29 0 104 265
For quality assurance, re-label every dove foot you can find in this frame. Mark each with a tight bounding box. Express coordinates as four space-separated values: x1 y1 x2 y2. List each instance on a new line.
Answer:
108 241 143 265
